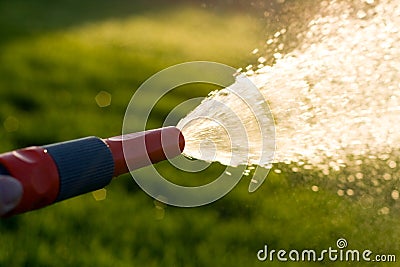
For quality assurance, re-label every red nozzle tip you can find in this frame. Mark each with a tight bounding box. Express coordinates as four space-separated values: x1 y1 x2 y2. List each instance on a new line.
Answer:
105 126 185 176
178 130 185 153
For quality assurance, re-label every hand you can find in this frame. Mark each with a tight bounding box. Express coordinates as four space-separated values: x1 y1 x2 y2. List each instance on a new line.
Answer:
0 175 23 216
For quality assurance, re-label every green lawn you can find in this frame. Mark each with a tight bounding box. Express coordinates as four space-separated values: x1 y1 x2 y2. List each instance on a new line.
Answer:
0 1 398 266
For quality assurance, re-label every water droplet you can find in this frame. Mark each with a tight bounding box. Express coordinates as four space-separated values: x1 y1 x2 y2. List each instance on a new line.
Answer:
346 189 355 196
154 205 165 220
266 39 274 45
391 190 399 200
304 165 313 170
356 10 367 19
383 173 392 180
258 57 267 64
337 189 345 196
359 194 374 208
311 185 319 192
388 160 397 169
378 206 390 215
95 91 112 107
273 53 282 59
3 116 19 132
92 188 107 201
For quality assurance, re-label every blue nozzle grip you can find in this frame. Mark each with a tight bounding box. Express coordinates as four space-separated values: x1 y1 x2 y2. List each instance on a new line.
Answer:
44 137 114 202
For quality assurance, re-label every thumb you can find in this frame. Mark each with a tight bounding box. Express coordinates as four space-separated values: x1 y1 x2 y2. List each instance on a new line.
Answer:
0 175 23 216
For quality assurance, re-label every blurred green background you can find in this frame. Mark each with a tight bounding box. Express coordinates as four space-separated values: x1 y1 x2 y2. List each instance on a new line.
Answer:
0 0 398 266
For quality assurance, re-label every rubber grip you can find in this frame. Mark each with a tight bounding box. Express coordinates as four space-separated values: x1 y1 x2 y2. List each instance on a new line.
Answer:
44 137 114 202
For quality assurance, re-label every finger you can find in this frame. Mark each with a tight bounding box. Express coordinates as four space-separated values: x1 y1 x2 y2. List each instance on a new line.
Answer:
0 175 23 216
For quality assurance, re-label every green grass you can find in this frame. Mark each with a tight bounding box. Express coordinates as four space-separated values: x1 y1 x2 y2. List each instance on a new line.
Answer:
0 1 399 266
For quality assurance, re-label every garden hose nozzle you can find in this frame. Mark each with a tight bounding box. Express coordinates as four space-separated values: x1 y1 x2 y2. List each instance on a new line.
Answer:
0 126 185 217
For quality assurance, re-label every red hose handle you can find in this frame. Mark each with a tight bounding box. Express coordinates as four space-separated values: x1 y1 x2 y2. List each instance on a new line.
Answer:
0 127 184 217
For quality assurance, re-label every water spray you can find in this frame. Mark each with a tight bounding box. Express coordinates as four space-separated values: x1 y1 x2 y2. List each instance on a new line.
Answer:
0 126 185 217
